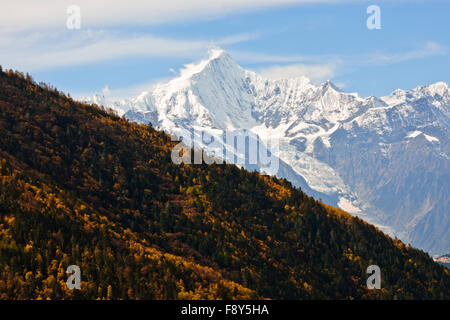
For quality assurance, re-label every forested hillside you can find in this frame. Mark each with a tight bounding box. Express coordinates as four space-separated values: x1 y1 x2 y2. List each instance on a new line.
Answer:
0 68 449 299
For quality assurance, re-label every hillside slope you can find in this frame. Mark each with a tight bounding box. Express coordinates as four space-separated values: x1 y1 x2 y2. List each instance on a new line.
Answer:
0 68 449 299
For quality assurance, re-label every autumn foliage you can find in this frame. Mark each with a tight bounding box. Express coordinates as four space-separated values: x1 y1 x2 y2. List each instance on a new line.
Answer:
0 68 448 299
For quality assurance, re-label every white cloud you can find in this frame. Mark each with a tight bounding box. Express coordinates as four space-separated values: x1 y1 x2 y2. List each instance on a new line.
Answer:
259 63 337 84
0 0 342 71
333 81 348 90
242 42 446 84
73 74 187 101
0 0 444 86
0 30 257 71
236 42 446 67
367 41 446 65
1 0 350 33
232 51 332 64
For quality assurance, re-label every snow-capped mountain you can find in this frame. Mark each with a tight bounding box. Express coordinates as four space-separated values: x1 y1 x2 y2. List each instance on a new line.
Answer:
87 49 449 255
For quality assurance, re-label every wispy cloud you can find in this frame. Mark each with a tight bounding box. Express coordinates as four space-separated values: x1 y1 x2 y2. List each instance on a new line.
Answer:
232 51 335 64
2 0 427 73
0 30 257 71
1 0 445 98
235 42 446 67
365 41 446 65
0 0 338 71
236 41 446 84
259 63 338 84
1 0 354 33
74 78 170 101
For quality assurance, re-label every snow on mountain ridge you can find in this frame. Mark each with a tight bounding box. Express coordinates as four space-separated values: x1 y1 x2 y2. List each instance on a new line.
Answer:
85 49 450 255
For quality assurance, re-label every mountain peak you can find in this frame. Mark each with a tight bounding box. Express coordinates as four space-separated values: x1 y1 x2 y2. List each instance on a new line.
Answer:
422 81 448 96
207 47 229 61
320 80 341 93
178 48 239 81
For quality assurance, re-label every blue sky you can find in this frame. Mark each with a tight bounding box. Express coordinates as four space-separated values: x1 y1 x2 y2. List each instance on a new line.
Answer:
1 0 449 98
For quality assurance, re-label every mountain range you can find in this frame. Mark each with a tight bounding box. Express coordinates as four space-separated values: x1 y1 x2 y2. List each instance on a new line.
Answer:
89 49 449 255
1 67 449 299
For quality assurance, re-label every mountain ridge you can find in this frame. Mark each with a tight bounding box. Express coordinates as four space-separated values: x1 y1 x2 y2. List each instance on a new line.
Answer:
87 49 449 255
1 67 450 299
